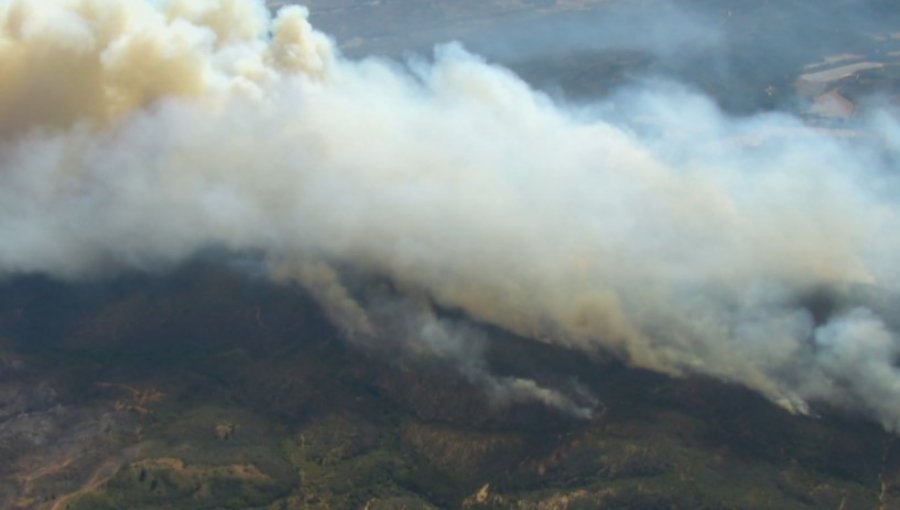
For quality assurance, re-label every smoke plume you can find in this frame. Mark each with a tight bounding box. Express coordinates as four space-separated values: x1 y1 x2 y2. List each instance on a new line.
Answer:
3 0 900 427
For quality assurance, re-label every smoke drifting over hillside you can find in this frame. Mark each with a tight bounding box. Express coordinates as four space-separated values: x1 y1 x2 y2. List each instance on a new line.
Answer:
3 0 900 427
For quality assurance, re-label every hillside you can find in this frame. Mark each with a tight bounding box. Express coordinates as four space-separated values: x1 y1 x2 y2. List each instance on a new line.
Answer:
1 264 898 509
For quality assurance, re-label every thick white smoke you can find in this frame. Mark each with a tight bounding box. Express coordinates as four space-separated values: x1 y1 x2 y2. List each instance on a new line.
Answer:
2 0 900 427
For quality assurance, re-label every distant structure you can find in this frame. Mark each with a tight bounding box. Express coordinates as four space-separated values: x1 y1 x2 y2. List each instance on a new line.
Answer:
808 89 857 121
794 45 900 124
795 61 884 97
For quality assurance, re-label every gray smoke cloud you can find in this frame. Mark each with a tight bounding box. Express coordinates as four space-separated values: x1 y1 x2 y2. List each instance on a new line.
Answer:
2 0 900 427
